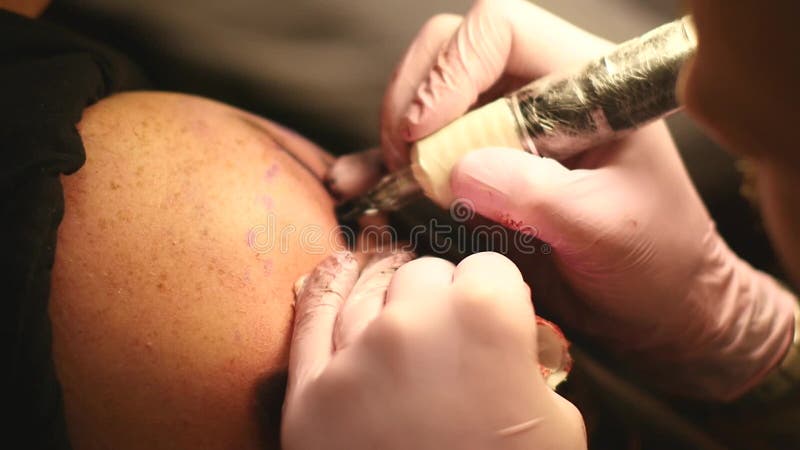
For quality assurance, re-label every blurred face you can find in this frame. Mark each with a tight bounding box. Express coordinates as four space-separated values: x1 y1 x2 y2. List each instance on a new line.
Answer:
50 92 341 450
0 0 51 17
680 0 800 282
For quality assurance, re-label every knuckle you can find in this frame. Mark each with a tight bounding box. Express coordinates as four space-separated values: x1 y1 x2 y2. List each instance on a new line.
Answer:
451 289 492 320
454 253 525 296
460 251 516 271
452 277 515 308
393 256 447 280
474 0 496 11
358 310 415 376
451 278 532 336
315 363 355 395
475 0 513 21
422 13 463 33
362 310 409 353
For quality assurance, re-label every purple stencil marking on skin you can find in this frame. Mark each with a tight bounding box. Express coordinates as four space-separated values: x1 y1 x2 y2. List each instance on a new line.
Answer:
263 163 280 182
246 230 256 249
263 259 273 276
260 194 274 210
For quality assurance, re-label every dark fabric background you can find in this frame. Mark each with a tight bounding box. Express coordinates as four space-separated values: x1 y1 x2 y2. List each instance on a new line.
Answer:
0 10 146 449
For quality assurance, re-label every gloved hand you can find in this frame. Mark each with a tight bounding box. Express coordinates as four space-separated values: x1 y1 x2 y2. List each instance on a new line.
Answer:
282 251 585 450
346 0 796 401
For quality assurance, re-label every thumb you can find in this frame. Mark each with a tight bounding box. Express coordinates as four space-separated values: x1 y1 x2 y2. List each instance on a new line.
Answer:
450 147 587 248
287 252 359 400
545 389 588 450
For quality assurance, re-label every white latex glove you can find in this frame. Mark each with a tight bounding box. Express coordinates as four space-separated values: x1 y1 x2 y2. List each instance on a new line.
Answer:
371 0 798 401
282 251 585 450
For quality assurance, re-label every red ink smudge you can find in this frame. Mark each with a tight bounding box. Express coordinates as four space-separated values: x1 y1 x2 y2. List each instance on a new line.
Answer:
499 213 524 230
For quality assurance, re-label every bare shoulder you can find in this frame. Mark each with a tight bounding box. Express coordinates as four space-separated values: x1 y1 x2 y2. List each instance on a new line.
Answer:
77 91 233 148
50 90 319 450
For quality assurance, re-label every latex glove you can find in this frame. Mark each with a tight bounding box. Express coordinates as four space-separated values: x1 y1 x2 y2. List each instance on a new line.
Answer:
282 251 585 450
323 147 384 202
373 0 798 401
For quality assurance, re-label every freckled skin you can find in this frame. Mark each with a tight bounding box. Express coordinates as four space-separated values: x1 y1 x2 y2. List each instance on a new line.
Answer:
49 92 339 450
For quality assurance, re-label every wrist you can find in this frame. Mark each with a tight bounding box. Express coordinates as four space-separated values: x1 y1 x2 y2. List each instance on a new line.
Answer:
674 238 796 401
741 302 800 402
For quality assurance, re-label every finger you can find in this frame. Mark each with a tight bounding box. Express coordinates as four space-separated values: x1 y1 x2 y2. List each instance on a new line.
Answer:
385 256 455 306
324 148 385 201
381 13 463 170
450 147 589 248
452 253 573 389
288 252 359 398
404 0 612 142
546 390 588 448
334 250 415 350
451 252 531 314
450 252 536 354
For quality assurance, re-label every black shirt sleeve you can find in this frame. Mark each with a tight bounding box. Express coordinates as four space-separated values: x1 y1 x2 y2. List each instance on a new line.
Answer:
0 9 146 449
